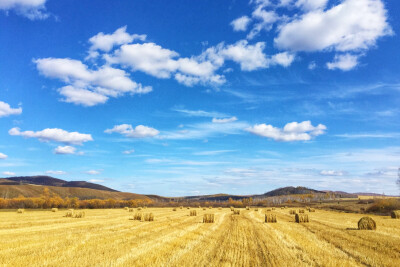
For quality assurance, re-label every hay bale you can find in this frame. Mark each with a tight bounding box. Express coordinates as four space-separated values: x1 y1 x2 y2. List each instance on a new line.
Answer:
391 210 400 219
281 207 285 209
143 213 154 221
295 214 309 223
51 208 58 212
17 209 24 213
180 206 183 209
266 208 272 212
64 210 74 217
233 209 240 215
133 213 143 221
265 213 277 223
308 208 315 212
218 207 222 210
137 207 142 211
272 207 276 210
246 206 250 210
124 207 129 210
73 211 85 218
128 208 134 212
172 208 177 211
187 207 190 209
203 214 214 223
358 217 376 230
298 209 305 213
230 206 234 211
203 208 207 210
209 206 212 209
254 208 259 211
143 206 147 209
190 210 197 216
289 210 296 215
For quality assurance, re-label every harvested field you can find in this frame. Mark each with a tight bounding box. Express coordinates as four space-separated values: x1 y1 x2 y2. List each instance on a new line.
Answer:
0 208 399 266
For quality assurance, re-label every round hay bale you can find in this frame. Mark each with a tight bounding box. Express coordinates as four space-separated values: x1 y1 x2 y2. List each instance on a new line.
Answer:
51 208 58 212
190 210 197 216
233 209 240 215
358 216 376 230
391 210 400 219
17 209 24 213
295 214 309 223
265 213 277 223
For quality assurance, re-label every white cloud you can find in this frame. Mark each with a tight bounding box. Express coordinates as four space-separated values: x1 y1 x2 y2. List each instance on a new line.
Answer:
247 6 279 39
0 153 8 159
326 54 359 71
105 124 159 138
0 101 22 117
88 25 146 53
295 0 328 11
54 146 77 155
122 149 135 154
45 170 67 175
231 16 252 31
35 58 152 106
270 52 295 67
320 170 345 176
2 171 15 176
173 108 227 118
85 170 101 175
275 0 392 52
212 116 238 123
9 127 93 145
0 0 49 20
246 120 326 141
107 42 223 86
308 61 317 70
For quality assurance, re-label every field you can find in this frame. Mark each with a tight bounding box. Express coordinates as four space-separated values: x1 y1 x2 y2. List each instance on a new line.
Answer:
0 208 399 266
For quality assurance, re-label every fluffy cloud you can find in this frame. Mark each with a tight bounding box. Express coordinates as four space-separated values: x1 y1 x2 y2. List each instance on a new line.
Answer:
231 16 251 31
9 127 93 145
326 54 359 71
105 124 159 138
295 0 328 11
0 101 22 117
35 58 152 106
247 6 279 39
0 152 7 159
246 120 326 141
275 0 392 52
0 0 49 20
212 116 238 123
54 146 76 155
45 170 66 175
106 42 224 86
320 170 345 176
88 25 146 53
2 171 15 176
85 170 101 175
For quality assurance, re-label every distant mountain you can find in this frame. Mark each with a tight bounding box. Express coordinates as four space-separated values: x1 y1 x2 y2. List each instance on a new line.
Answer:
259 186 324 197
1 176 117 192
0 176 150 200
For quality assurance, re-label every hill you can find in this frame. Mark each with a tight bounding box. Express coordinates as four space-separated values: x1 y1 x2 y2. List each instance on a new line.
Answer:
0 176 149 200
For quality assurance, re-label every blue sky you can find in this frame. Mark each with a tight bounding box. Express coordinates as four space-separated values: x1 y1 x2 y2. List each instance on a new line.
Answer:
1 0 399 196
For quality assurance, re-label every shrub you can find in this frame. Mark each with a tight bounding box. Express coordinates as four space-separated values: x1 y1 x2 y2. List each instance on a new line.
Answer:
203 214 214 223
190 210 197 216
295 214 309 223
17 209 24 213
358 216 376 230
265 214 277 223
233 209 240 215
143 213 154 221
367 198 400 214
51 208 58 212
391 210 400 219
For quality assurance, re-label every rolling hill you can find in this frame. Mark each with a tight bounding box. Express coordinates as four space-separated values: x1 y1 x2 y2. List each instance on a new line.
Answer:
0 176 150 200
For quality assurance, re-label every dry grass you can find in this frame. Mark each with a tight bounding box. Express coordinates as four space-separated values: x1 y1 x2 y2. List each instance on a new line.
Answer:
265 213 277 223
190 210 197 216
203 214 214 223
391 210 400 219
1 208 400 266
51 208 58 212
295 214 309 223
358 217 376 230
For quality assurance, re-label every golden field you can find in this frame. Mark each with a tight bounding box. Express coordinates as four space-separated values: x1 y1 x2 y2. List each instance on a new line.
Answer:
0 208 399 266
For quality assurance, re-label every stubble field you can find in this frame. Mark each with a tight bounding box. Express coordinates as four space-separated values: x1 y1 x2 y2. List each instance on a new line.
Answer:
0 207 399 266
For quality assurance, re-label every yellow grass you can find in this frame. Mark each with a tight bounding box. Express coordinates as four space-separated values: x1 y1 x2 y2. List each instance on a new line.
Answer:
0 208 399 266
